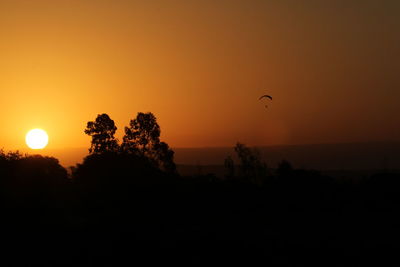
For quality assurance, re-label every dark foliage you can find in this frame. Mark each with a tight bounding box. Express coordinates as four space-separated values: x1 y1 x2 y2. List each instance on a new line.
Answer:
84 112 176 174
72 152 166 207
1 144 400 265
224 155 235 179
122 112 160 154
84 113 119 154
226 143 268 184
122 112 176 173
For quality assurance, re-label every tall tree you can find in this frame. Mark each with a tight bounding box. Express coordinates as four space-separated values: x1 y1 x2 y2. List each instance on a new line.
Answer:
122 112 160 155
84 113 119 154
234 143 266 183
152 141 176 174
123 112 176 173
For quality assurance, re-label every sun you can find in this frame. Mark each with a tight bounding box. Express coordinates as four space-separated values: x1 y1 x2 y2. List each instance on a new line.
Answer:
26 129 49 149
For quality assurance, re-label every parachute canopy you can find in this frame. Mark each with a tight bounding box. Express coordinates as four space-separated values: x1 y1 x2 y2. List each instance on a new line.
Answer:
259 94 272 108
259 95 272 100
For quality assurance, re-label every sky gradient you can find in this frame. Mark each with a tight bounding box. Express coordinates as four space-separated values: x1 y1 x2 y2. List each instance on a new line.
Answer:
1 0 399 154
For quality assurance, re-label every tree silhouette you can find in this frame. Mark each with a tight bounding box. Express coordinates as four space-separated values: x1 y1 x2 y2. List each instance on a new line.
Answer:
224 155 235 179
122 112 159 155
84 113 119 154
277 160 293 177
234 142 266 183
152 141 176 174
123 112 176 173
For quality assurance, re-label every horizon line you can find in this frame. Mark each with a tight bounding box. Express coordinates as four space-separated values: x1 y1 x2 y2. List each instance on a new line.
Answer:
6 139 400 152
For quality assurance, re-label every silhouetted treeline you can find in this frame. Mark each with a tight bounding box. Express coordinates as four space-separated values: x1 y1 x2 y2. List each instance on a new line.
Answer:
1 115 400 265
84 112 176 173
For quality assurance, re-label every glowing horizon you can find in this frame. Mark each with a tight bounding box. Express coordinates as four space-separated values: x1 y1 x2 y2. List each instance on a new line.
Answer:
1 0 399 154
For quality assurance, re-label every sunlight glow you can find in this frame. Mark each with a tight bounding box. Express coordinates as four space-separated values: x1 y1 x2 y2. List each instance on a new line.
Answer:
26 129 49 149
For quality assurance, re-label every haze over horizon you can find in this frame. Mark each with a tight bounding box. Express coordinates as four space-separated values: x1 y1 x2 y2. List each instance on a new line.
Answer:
1 0 399 154
10 141 398 171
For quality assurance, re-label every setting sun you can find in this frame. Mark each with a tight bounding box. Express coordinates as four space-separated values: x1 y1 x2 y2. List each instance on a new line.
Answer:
25 129 49 149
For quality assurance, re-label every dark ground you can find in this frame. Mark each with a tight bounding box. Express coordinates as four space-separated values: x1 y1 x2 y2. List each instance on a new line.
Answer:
2 153 400 266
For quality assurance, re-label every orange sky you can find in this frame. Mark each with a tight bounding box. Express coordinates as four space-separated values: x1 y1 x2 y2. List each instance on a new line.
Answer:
1 0 399 156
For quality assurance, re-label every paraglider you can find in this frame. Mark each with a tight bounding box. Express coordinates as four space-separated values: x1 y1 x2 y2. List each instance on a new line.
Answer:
259 94 272 108
259 95 272 100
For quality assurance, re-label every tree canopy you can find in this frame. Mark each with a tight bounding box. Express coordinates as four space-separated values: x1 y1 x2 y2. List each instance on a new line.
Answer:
84 113 119 154
83 112 176 174
123 112 176 173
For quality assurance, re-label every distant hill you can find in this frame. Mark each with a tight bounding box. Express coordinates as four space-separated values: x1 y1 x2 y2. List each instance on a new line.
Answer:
40 142 400 172
174 142 400 171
